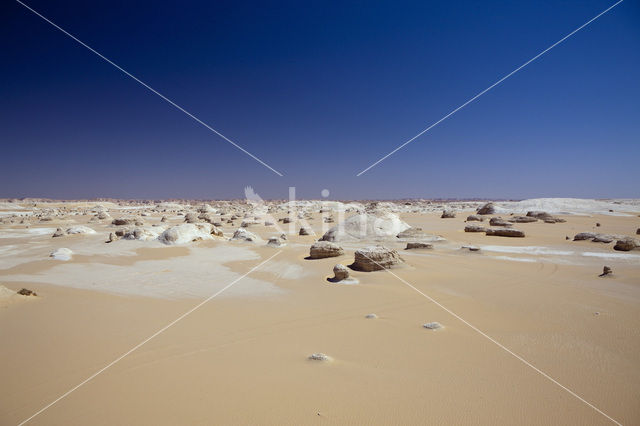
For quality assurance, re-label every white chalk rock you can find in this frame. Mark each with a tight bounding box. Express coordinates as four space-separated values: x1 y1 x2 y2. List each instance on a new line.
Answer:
159 223 218 245
124 226 163 241
231 228 260 242
65 226 96 235
50 248 73 261
320 213 409 242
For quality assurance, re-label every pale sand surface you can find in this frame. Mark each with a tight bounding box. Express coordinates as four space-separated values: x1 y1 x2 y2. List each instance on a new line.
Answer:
1 201 639 425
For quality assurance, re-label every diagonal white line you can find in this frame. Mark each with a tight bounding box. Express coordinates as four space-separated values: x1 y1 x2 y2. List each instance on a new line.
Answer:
17 250 282 426
15 0 284 177
358 251 621 425
356 0 624 176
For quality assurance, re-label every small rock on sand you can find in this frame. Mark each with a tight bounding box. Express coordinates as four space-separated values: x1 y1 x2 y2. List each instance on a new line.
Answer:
299 226 313 236
461 245 480 252
308 353 330 361
464 224 485 233
466 215 484 222
441 210 456 218
52 228 64 238
50 248 73 261
396 227 425 239
526 211 566 223
17 288 37 296
231 228 259 242
489 217 512 227
509 216 537 223
423 322 442 330
65 226 96 235
599 266 612 277
365 313 378 319
405 242 433 250
486 228 525 238
332 264 349 281
573 232 596 241
267 237 284 247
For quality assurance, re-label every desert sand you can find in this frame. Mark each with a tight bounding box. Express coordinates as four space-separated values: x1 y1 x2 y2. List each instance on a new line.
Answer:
1 198 639 425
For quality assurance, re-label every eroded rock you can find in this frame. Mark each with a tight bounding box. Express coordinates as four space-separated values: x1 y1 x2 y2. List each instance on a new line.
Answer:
351 246 403 271
309 241 344 259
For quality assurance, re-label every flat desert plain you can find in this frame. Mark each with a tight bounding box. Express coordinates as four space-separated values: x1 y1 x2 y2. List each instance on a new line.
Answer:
1 198 639 425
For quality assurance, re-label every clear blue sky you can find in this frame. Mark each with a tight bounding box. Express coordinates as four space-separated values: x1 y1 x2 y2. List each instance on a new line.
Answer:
1 0 638 200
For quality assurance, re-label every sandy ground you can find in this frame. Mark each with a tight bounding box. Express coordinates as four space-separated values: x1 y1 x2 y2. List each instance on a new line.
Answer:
1 205 639 425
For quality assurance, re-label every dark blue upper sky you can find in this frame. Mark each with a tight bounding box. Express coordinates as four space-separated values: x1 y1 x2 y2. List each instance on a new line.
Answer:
1 0 638 200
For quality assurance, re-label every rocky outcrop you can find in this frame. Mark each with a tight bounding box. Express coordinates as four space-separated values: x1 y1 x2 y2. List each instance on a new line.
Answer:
321 213 409 242
574 232 597 241
112 218 134 226
299 226 313 236
123 227 162 241
573 232 618 243
231 228 259 242
309 241 344 259
65 226 96 235
160 223 221 244
592 234 615 243
396 227 425 239
405 242 433 249
267 236 284 247
50 247 73 260
489 217 512 227
464 224 486 233
351 246 403 271
486 228 525 237
466 215 484 222
508 216 537 223
184 213 199 223
477 203 496 215
526 211 566 223
613 237 640 251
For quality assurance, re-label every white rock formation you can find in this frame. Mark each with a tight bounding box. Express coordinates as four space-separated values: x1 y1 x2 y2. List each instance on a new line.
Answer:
231 228 260 242
124 227 163 241
320 213 410 242
351 246 403 271
50 247 73 261
159 223 219 245
65 226 96 235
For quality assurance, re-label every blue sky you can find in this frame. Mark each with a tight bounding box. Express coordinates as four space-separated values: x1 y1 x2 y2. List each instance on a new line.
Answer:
1 0 638 200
